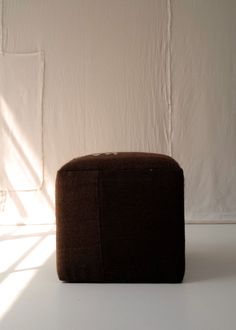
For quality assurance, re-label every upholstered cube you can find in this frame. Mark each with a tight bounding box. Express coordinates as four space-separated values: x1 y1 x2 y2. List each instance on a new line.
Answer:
56 152 185 283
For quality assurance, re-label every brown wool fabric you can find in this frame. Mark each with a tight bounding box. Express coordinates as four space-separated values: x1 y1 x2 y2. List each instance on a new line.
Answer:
56 152 185 283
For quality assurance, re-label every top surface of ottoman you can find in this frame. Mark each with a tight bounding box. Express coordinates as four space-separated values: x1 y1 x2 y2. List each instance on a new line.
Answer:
59 152 181 172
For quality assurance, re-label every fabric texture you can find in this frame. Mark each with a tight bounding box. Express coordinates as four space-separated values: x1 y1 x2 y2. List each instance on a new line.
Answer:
56 152 185 283
0 52 44 191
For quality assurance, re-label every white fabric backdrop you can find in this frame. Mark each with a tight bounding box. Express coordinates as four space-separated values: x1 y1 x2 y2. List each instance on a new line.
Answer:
0 0 235 223
0 53 43 191
172 0 236 222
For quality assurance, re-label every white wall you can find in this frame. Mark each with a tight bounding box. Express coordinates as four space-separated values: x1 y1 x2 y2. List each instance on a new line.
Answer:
172 0 236 222
0 0 235 224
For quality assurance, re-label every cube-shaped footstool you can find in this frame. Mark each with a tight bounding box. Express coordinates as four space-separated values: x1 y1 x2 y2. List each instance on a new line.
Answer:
56 152 185 283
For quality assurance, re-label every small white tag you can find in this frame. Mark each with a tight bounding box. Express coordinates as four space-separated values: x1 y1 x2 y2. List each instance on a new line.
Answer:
92 152 118 156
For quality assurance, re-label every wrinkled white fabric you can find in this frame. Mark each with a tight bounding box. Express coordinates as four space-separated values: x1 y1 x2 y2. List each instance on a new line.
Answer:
0 0 235 223
172 0 236 222
0 53 44 191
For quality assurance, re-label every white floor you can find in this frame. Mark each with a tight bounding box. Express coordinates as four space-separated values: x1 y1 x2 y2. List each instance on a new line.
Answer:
0 224 236 330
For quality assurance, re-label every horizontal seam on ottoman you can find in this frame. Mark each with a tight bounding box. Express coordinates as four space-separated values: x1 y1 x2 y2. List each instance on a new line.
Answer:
59 167 182 173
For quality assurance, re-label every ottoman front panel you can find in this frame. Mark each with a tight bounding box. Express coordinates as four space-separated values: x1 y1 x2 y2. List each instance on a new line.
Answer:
56 170 103 282
99 168 185 282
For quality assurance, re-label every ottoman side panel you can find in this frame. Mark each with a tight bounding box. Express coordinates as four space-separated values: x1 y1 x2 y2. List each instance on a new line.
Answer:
99 168 185 283
56 170 103 282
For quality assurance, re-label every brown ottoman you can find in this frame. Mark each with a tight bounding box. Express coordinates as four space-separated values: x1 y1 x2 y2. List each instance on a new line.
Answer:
56 152 185 283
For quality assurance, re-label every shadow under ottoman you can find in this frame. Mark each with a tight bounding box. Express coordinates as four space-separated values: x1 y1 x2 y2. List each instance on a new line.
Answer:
56 152 185 283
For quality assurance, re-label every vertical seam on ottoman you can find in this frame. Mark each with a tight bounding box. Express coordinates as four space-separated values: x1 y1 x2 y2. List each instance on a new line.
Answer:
97 170 105 281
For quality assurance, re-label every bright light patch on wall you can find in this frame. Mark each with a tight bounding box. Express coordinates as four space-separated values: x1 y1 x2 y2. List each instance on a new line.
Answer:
0 52 44 191
0 236 39 273
15 235 55 271
0 269 37 319
0 225 55 319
